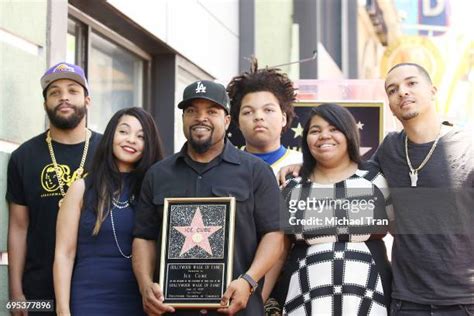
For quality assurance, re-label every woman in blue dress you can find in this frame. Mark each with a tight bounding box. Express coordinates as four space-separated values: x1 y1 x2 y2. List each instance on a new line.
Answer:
54 107 163 315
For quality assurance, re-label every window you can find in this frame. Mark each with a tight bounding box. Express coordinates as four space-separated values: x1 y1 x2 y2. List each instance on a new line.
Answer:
66 19 77 64
88 32 144 132
67 9 151 132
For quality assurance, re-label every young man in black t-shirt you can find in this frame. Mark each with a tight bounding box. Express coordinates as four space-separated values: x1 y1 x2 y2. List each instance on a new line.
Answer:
377 63 474 314
6 62 101 314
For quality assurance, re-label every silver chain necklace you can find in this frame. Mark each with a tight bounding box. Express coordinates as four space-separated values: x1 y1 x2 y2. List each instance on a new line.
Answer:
112 197 129 209
404 127 442 187
110 197 132 259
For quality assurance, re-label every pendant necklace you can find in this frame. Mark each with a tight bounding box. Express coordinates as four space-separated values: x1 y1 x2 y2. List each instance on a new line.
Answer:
404 127 441 187
46 129 91 207
110 196 132 259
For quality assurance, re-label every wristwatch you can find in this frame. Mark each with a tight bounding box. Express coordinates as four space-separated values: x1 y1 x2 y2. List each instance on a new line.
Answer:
239 273 258 294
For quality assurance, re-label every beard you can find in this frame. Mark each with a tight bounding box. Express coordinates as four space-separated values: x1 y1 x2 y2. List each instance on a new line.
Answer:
45 102 87 129
188 123 221 154
189 137 212 154
188 131 213 154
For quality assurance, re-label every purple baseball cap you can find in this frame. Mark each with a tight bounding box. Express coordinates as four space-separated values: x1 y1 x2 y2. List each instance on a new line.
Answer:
40 62 89 94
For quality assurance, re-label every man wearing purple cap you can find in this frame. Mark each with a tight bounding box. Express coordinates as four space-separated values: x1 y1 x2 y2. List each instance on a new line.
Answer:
6 62 101 314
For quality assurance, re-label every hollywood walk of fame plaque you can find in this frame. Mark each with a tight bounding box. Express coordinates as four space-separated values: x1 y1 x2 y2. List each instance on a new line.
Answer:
159 197 236 308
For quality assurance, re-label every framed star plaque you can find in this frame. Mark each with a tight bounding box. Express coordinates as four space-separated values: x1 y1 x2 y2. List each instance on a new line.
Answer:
159 197 236 308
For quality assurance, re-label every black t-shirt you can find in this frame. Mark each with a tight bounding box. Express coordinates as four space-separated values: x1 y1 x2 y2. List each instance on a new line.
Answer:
6 130 101 300
133 141 282 316
372 127 474 305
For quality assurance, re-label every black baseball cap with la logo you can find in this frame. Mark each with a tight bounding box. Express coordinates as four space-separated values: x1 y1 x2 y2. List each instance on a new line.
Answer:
177 80 230 113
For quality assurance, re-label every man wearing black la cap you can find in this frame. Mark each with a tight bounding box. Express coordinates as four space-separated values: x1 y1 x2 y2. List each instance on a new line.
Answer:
177 80 232 155
133 80 285 315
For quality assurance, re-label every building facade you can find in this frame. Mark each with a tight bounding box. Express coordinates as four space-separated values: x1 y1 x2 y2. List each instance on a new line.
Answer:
0 0 239 308
0 0 402 310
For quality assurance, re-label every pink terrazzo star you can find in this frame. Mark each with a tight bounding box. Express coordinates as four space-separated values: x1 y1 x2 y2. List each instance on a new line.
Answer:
174 207 222 256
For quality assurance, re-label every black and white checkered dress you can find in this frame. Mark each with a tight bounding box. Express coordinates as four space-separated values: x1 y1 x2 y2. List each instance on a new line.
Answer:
282 164 393 316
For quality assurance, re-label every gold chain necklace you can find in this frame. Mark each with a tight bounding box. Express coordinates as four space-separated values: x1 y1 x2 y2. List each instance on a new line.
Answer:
404 127 441 187
46 129 91 207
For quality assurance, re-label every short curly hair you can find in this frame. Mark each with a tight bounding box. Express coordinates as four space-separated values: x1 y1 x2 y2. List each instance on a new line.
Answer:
226 57 297 133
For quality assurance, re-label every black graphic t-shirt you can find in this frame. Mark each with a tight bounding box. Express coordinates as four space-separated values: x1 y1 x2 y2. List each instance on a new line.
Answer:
6 130 101 300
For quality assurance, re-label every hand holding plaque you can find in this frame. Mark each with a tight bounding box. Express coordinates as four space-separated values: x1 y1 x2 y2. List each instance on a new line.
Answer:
159 197 236 308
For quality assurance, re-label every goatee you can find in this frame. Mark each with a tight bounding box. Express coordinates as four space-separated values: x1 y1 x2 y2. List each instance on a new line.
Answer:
189 137 212 154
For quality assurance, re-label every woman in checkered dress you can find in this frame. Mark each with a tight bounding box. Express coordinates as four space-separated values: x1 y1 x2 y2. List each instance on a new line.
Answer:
281 104 392 316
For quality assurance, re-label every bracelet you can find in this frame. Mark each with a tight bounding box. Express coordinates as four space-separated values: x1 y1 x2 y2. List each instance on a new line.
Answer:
239 273 258 294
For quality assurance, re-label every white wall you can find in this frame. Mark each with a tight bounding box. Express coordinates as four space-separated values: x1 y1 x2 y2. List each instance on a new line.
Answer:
317 43 344 79
106 0 239 82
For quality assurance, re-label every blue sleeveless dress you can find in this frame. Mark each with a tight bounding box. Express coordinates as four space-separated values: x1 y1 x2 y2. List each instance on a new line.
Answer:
70 176 145 315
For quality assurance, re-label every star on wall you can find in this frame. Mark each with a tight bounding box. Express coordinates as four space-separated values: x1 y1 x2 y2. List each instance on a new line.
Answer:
356 121 364 130
292 123 304 138
174 207 222 256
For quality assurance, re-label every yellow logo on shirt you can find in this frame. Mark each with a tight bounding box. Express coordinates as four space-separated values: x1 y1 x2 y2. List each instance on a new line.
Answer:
40 163 86 194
